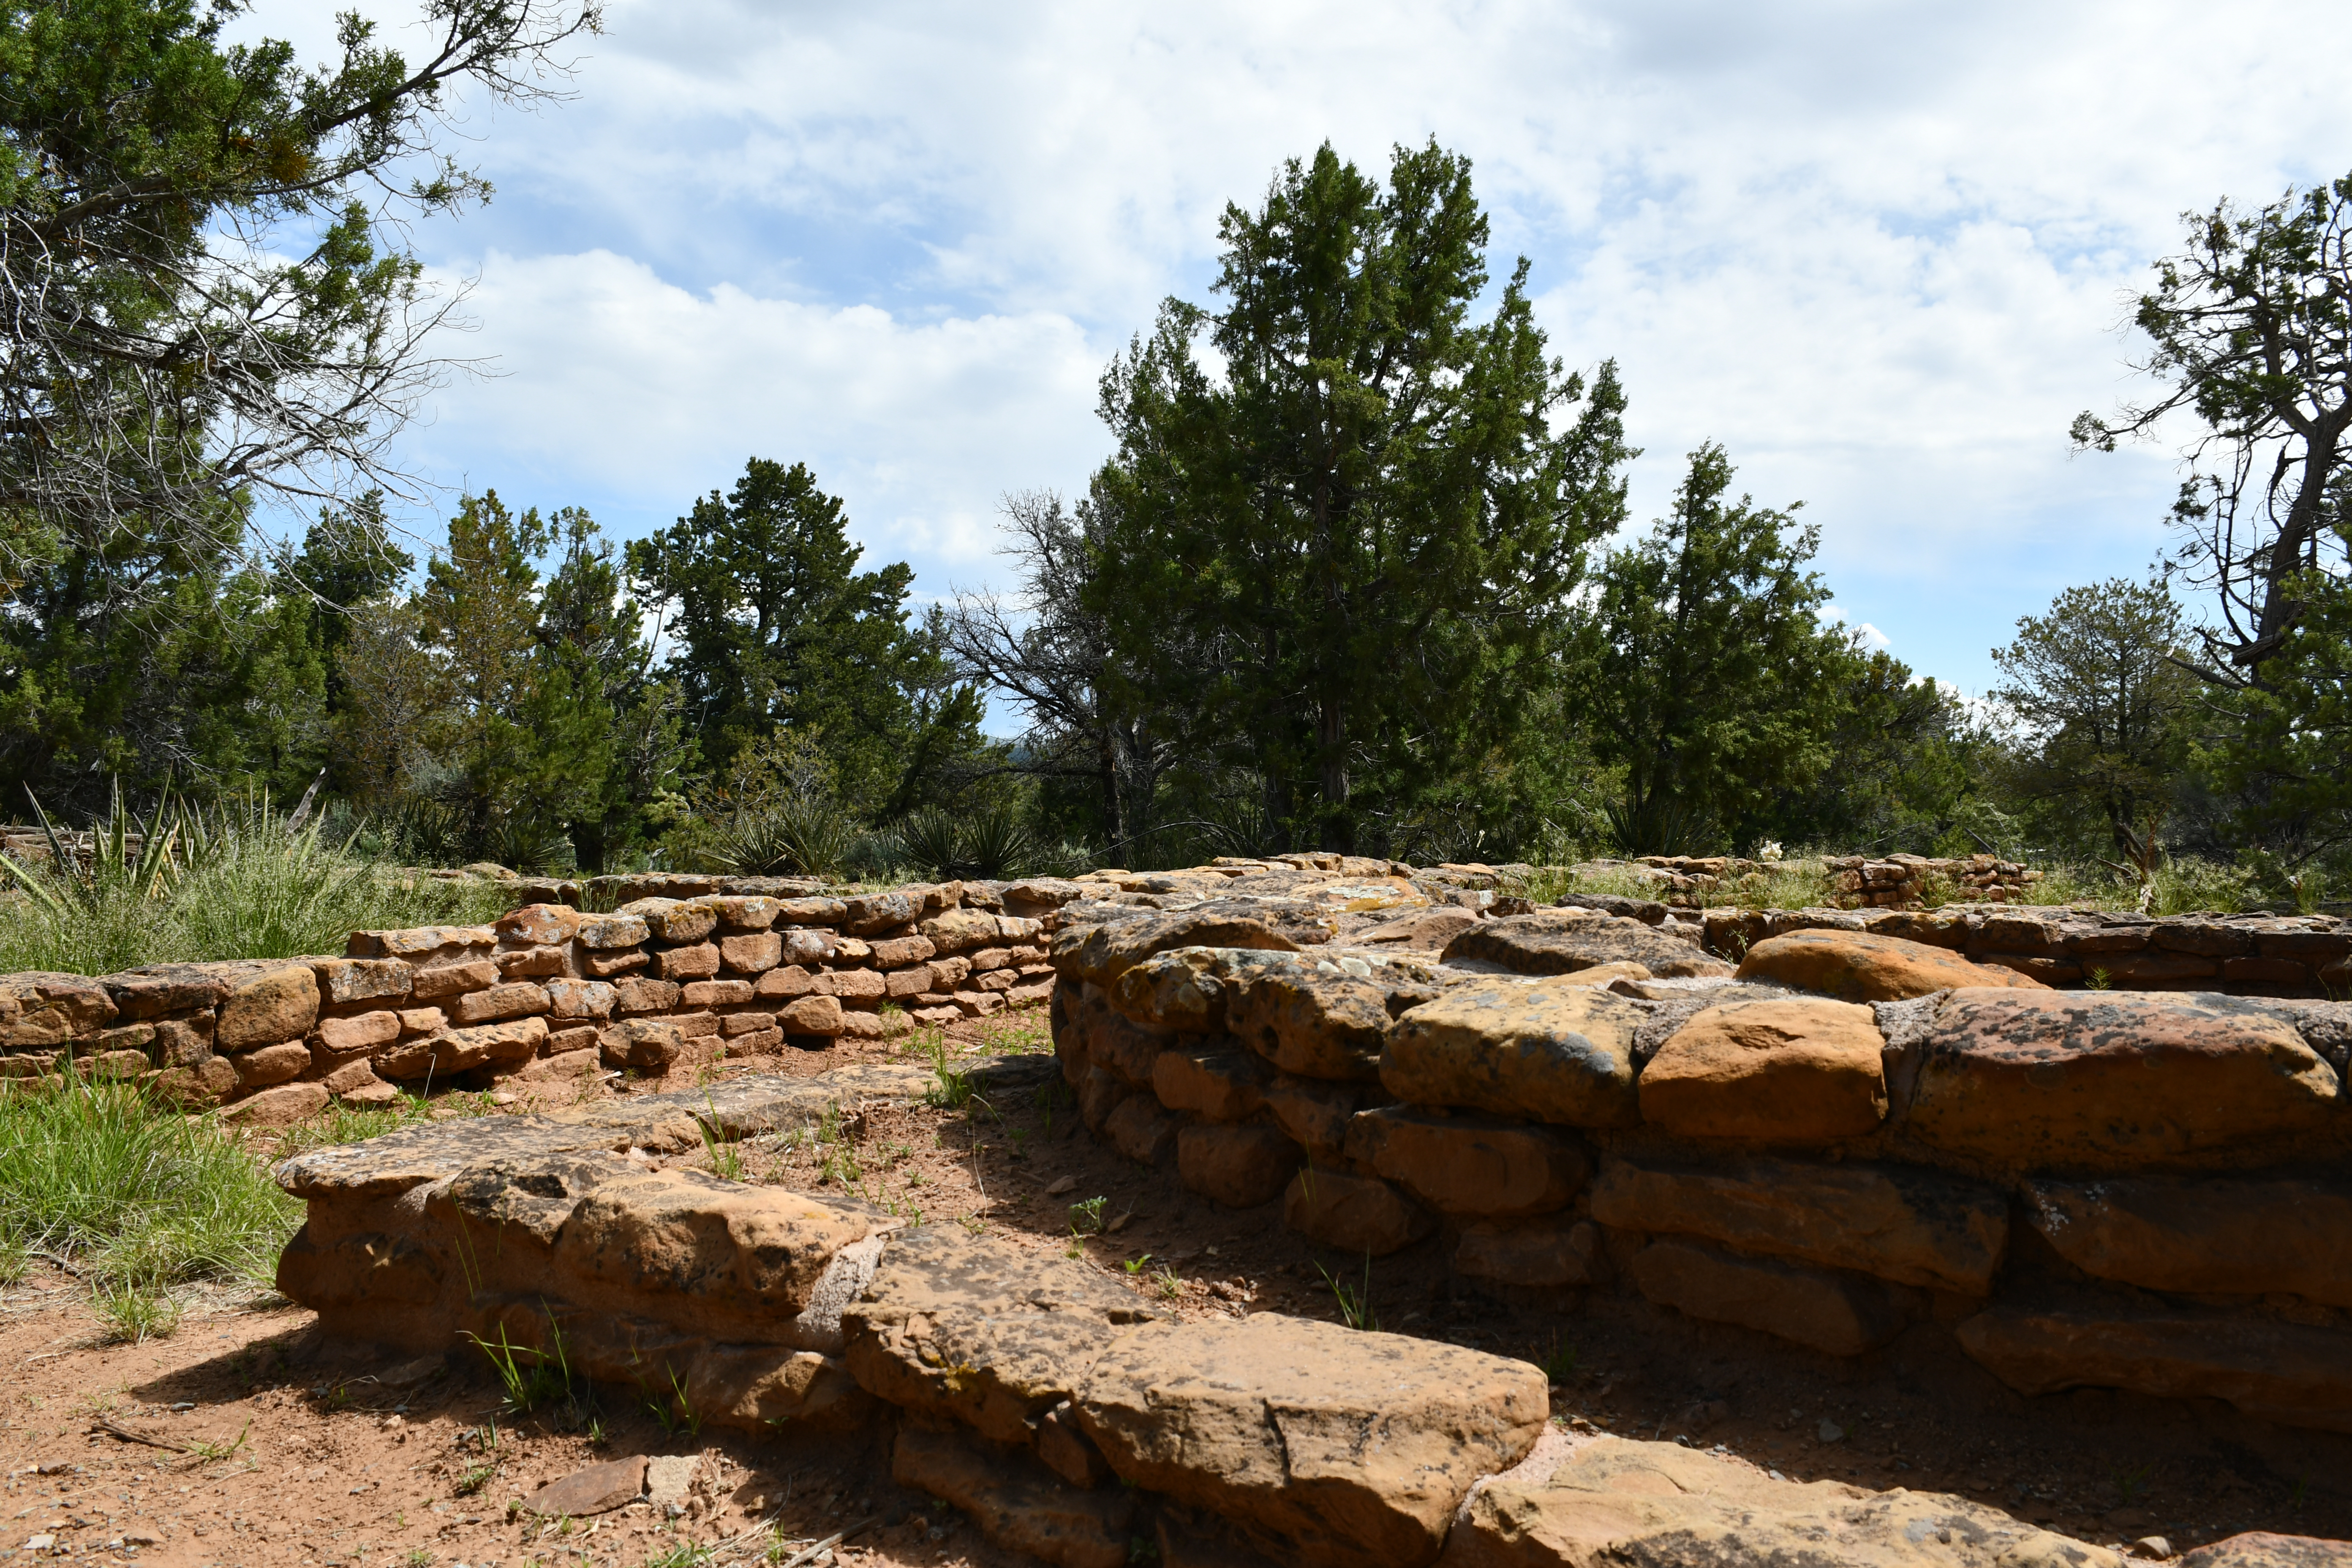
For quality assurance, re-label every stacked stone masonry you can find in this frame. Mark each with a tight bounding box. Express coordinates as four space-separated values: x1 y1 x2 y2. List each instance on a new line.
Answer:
0 876 1063 1119
1034 860 2352 1447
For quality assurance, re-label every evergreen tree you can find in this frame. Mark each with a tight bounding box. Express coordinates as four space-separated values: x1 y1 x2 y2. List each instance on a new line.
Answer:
1089 140 1633 852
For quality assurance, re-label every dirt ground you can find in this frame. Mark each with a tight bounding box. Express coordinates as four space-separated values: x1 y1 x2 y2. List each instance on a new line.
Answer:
6 1015 2350 1567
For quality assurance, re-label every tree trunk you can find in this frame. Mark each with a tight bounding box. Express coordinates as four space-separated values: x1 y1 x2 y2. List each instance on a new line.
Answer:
1318 694 1350 853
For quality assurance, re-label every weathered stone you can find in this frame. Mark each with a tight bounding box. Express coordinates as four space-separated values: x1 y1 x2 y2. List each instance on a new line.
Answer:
2022 1175 2352 1305
102 964 228 1021
600 1017 688 1071
774 896 849 926
575 912 650 950
844 1223 1161 1445
1358 907 1482 950
1112 946 1234 1032
377 1015 546 1080
1956 1305 2352 1432
1103 1094 1180 1164
309 958 414 1006
1076 1314 1546 1568
1260 1075 1369 1162
1067 909 1304 988
497 903 583 947
1909 989 2340 1168
1639 998 1886 1142
550 1166 869 1336
315 1010 402 1055
346 923 495 958
411 960 499 1001
619 897 719 943
1280 1168 1434 1256
1439 1432 2122 1568
892 1426 1133 1568
708 895 781 930
684 1345 871 1431
452 981 552 1025
681 979 754 1007
1736 928 2046 1001
1154 1047 1269 1121
1229 963 1391 1081
524 1456 646 1518
320 1057 386 1096
230 1039 311 1087
151 1056 237 1104
544 978 616 1021
871 934 936 968
827 967 887 1002
218 1080 330 1126
1346 1107 1588 1218
719 931 783 974
918 906 1001 953
1453 1218 1603 1289
1442 911 1732 980
614 975 681 1014
1177 1124 1301 1207
653 941 721 980
2179 1535 2352 1568
215 965 320 1049
1589 1155 2008 1294
1383 981 1647 1129
843 890 921 935
779 994 846 1037
1627 1236 1905 1356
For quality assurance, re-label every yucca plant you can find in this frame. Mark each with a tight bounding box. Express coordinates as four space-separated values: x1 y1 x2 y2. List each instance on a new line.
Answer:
896 807 968 880
1603 789 1715 858
708 792 855 878
0 778 187 921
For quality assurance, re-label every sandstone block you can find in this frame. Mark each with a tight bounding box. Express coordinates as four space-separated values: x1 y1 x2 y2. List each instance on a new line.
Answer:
1260 1076 1369 1162
653 941 721 980
544 1024 599 1056
1639 997 1886 1142
843 890 920 934
891 1426 1132 1568
2179 1535 2352 1568
1590 1155 2008 1293
1346 1107 1588 1218
708 894 781 930
885 966 931 999
346 923 493 958
1442 910 1731 980
377 1015 546 1080
1112 946 1233 1032
1909 989 2340 1168
151 1056 237 1104
1177 1124 1301 1207
544 977 616 1021
1066 909 1303 988
231 1040 311 1088
574 913 651 950
1736 928 2045 1001
921 906 1004 953
1076 1314 1546 1568
216 965 320 1049
219 1079 330 1125
600 1018 686 1071
719 931 783 974
871 934 936 968
844 1223 1161 1445
1358 906 1481 950
1454 1217 1602 1288
1383 981 1645 1128
1957 1305 2352 1432
516 1047 604 1082
321 1058 387 1097
2023 1175 2352 1305
1103 1094 1180 1164
314 1009 402 1056
1153 1048 1269 1122
1230 963 1391 1081
553 1167 870 1335
614 976 681 1014
684 1344 871 1432
497 902 583 946
524 1457 646 1519
152 1015 212 1065
779 994 847 1037
495 944 569 978
783 929 839 966
775 896 848 926
720 1010 779 1037
620 897 719 943
1082 1004 1169 1086
1628 1236 1904 1356
829 967 887 1002
309 957 414 1006
452 982 551 1025
411 960 499 1001
753 965 821 999
681 979 754 1007
579 946 649 977
1439 1433 2121 1568
1280 1168 1433 1256
101 964 225 1021
1078 1065 1135 1132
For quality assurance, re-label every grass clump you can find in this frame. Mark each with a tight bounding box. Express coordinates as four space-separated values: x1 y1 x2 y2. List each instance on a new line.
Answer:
0 797 508 976
0 1076 305 1331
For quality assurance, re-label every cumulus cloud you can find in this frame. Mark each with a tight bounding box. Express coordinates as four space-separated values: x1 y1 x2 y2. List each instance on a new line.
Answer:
231 0 2352 691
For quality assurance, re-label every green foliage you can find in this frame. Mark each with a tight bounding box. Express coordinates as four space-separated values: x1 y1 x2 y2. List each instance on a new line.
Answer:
897 800 1047 881
0 1076 302 1293
1089 140 1633 854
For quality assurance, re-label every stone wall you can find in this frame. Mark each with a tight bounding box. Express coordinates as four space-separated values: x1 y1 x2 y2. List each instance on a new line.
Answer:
0 878 1067 1119
1046 877 2352 1438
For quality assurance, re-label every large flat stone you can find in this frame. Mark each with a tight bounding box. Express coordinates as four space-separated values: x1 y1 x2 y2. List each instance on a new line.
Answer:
1064 909 1305 988
893 1425 1134 1568
1589 1155 2008 1293
1075 1313 1547 1568
1638 998 1887 1142
842 1224 1162 1446
1442 912 1731 980
1737 928 2048 1001
1281 1168 1435 1255
1178 1124 1302 1208
1228 959 1412 1081
1908 990 2340 1169
2180 1535 2352 1568
1627 1237 1905 1356
1383 981 1646 1129
1345 1107 1588 1218
1439 1431 2121 1568
2023 1175 2352 1305
1955 1304 2352 1432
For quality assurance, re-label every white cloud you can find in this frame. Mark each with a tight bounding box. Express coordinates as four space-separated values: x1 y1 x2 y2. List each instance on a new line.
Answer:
229 0 2352 692
1819 605 1893 653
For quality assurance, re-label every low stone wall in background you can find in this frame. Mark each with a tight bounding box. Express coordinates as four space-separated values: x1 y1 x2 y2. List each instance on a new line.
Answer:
0 878 1069 1120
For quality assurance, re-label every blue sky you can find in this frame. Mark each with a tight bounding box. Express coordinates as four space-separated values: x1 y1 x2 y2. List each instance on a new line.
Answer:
242 0 2352 704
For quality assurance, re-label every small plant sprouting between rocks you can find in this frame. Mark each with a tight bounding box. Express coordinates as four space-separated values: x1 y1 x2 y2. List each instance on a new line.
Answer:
1542 1334 1579 1383
1318 1253 1380 1332
698 1095 745 1181
1069 1196 1108 1237
918 1031 979 1111
646 1364 702 1439
466 1316 578 1418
